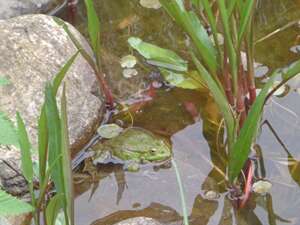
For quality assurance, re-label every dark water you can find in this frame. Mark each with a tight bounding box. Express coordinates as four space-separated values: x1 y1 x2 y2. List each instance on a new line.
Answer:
58 0 300 224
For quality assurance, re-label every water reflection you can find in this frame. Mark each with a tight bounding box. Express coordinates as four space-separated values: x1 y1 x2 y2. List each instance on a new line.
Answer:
66 0 300 224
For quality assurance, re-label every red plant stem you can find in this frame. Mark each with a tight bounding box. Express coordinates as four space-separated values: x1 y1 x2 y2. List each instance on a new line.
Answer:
237 65 246 128
96 71 114 109
67 0 77 24
223 50 234 106
240 160 254 208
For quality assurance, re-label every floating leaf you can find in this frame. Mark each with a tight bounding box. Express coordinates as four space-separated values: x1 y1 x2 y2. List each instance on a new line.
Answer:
0 76 10 86
97 124 124 139
128 37 188 72
122 68 138 78
139 0 161 9
120 55 137 68
0 189 34 216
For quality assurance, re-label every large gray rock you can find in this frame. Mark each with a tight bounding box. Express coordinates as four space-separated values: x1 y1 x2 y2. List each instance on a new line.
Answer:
113 217 163 225
0 14 103 194
0 0 64 19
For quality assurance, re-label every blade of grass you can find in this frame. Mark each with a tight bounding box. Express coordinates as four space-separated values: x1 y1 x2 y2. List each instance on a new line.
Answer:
52 51 79 95
60 84 74 225
46 194 64 225
237 0 256 48
16 113 34 184
45 83 65 195
171 159 189 225
159 0 218 74
228 71 278 182
216 0 238 96
84 0 101 60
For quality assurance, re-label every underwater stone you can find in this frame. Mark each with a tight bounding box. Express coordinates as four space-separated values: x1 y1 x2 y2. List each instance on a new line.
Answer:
252 180 272 194
113 217 163 225
0 14 103 193
0 0 63 19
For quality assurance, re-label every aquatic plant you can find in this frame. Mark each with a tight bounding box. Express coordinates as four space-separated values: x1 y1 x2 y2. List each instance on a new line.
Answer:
54 0 115 109
0 53 77 225
128 0 300 204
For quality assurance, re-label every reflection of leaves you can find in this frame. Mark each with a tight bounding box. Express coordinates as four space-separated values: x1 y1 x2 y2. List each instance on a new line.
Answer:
0 76 10 86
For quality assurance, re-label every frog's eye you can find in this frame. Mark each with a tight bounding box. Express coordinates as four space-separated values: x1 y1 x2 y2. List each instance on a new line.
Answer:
150 148 157 154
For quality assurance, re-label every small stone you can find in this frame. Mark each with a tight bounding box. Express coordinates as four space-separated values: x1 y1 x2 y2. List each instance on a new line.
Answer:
113 217 162 225
120 55 137 68
252 180 272 194
123 68 138 78
139 0 162 9
204 190 220 200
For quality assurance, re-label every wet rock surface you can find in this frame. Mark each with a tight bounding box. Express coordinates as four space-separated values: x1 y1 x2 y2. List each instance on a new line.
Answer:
0 0 64 19
113 217 163 225
0 14 103 194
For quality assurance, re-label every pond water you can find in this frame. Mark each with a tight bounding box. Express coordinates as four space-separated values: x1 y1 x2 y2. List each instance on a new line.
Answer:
58 1 300 225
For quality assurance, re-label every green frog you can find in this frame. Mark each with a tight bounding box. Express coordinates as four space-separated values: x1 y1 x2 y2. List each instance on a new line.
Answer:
91 127 172 171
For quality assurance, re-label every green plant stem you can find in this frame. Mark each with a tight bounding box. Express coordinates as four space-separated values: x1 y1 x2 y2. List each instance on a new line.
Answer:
245 10 256 105
171 159 189 225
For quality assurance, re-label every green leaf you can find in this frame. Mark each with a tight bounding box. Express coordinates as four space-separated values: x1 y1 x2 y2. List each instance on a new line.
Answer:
237 0 255 47
216 0 238 95
60 85 74 225
38 108 48 184
0 189 34 216
191 52 235 147
159 0 217 74
84 0 101 56
128 37 188 72
228 71 278 182
160 69 206 90
45 83 64 195
52 51 79 95
0 112 18 147
16 112 33 183
46 194 64 225
0 77 10 86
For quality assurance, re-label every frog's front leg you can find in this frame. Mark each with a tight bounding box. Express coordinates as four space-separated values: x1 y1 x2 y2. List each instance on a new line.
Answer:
124 160 140 172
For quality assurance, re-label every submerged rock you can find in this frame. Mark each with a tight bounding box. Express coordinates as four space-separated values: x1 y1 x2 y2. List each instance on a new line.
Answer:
0 14 103 193
113 217 163 225
0 0 63 19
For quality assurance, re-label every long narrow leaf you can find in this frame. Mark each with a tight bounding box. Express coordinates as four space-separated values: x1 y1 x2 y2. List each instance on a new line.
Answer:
46 194 64 225
159 0 218 74
45 84 64 195
191 52 235 147
84 0 101 56
53 51 79 95
228 71 278 182
60 84 74 225
237 0 255 47
38 108 48 184
0 189 34 216
216 0 238 95
16 113 33 183
172 159 189 225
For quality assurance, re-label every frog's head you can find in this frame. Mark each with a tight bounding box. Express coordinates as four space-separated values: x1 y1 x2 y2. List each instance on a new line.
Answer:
143 139 172 162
